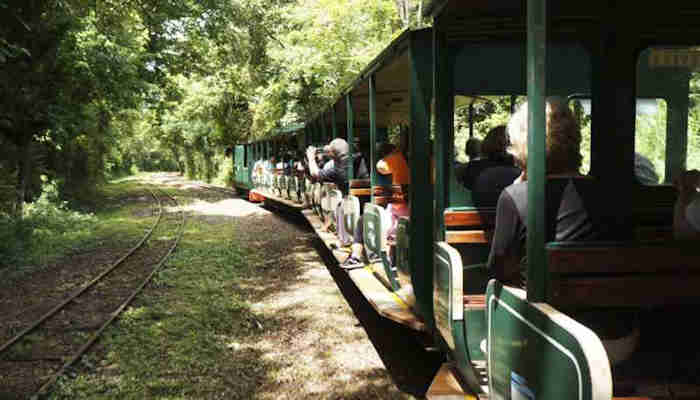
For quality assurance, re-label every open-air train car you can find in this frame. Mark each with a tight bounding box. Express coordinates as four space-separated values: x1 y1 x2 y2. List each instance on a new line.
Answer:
235 2 700 397
425 0 700 399
295 28 435 332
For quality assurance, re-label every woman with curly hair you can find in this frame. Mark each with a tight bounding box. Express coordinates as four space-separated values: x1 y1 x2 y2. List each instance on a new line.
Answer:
488 97 591 286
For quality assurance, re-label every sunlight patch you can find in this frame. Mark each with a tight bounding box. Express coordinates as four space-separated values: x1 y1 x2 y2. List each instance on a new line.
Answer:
179 199 270 218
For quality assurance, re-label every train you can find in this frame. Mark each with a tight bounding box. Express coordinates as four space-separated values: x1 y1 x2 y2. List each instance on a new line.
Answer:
233 1 700 399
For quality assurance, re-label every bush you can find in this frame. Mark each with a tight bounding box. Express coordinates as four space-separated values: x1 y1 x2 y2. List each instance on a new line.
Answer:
0 180 97 271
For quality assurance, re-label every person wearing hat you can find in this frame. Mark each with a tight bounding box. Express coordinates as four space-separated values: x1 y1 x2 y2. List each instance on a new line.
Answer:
674 169 700 239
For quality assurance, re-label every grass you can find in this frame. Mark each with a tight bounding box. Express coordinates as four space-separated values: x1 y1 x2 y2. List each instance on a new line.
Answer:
51 182 271 399
41 174 415 400
0 176 158 281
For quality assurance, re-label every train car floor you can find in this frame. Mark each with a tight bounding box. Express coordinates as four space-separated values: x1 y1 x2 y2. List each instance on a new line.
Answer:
426 363 480 400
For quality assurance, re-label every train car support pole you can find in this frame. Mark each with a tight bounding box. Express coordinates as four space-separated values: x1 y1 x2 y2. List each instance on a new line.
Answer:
321 113 328 143
331 106 338 139
433 27 453 241
526 0 548 302
411 30 435 329
370 74 377 203
346 94 355 183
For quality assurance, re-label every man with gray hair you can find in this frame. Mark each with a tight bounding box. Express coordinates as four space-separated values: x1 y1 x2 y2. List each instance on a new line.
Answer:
306 138 350 194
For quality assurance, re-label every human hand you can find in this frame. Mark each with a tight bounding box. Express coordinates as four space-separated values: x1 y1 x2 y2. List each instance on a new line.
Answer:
306 146 316 159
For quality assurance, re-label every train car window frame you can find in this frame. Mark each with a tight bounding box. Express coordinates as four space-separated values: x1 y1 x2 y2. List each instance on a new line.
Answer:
636 46 700 184
568 95 669 182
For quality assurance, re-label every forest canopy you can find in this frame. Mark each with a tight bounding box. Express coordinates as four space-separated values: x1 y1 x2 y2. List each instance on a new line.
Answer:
0 0 428 215
2 0 699 216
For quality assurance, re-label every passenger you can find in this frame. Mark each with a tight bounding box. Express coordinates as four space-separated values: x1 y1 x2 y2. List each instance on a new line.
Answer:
634 152 659 185
321 152 334 172
489 98 589 286
352 139 370 180
465 137 483 161
376 129 410 186
455 137 483 185
376 130 411 240
673 169 700 239
306 138 350 230
457 126 521 207
342 130 411 267
491 98 639 363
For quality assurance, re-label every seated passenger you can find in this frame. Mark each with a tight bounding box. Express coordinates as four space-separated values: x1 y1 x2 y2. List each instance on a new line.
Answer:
307 139 350 232
375 132 411 240
455 137 482 184
306 138 349 191
634 152 659 185
673 169 700 239
465 137 483 162
489 98 592 286
457 126 521 207
490 97 639 363
342 131 411 267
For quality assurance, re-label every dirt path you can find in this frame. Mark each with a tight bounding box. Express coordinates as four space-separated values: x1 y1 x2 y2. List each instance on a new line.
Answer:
171 179 422 399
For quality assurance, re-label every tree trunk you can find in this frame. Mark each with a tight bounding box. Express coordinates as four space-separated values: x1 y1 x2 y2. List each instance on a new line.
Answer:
204 152 214 183
170 144 183 174
14 139 32 218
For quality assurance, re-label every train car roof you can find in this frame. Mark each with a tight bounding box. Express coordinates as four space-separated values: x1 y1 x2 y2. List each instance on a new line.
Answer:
304 28 432 131
425 0 700 40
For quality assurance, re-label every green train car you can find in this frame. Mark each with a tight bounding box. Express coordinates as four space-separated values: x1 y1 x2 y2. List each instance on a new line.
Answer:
239 1 700 398
231 144 252 194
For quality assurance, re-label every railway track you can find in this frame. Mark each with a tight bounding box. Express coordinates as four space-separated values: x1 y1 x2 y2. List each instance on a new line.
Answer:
194 182 239 197
0 188 186 399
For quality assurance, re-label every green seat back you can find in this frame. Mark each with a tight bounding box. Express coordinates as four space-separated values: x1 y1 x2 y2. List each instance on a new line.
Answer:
396 217 411 287
343 195 361 235
486 280 613 400
363 203 391 259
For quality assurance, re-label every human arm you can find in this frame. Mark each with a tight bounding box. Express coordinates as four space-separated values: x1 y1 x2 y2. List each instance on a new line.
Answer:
487 190 524 285
306 146 321 179
376 159 391 175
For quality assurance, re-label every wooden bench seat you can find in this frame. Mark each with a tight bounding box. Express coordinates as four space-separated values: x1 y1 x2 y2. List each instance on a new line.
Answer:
463 294 485 309
350 187 371 196
444 209 496 228
349 179 371 196
444 209 495 244
445 230 488 244
547 241 700 308
349 179 370 188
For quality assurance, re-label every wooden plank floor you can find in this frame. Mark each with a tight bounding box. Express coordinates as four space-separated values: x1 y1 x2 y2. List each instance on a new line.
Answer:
302 209 425 332
252 189 307 211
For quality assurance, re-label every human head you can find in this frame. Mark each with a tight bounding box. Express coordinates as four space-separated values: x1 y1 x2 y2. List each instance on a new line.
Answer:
634 153 659 185
465 137 482 160
481 126 509 158
674 169 700 197
378 142 395 159
507 97 582 176
324 138 350 160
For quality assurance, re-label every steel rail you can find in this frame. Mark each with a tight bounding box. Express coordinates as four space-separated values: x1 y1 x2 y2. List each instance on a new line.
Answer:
0 190 163 355
33 188 187 397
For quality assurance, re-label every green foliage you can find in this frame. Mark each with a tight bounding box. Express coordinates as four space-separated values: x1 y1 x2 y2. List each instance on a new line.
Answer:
0 179 97 270
51 202 266 399
453 96 524 163
251 0 401 136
